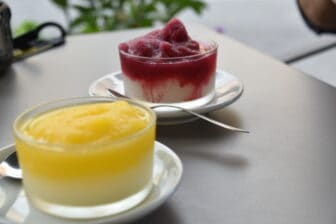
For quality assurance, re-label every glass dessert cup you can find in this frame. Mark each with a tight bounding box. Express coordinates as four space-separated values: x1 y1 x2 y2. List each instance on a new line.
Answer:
13 97 156 219
119 40 218 109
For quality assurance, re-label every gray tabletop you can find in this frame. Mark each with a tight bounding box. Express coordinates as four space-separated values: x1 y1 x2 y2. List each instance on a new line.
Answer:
1 24 336 224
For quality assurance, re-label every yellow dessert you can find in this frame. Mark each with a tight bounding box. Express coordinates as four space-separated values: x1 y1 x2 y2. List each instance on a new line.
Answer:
15 100 156 207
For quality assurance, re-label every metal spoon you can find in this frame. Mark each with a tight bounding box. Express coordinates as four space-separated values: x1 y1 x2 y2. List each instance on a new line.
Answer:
0 146 21 179
107 88 249 133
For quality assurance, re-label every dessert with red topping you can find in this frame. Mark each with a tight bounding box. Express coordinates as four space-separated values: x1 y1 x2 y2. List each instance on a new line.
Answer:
119 18 217 104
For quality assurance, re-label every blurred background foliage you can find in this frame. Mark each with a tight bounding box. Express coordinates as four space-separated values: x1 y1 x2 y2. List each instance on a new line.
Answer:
15 0 206 36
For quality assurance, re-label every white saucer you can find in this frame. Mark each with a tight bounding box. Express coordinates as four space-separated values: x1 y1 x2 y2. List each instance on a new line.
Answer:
0 141 183 224
89 70 243 125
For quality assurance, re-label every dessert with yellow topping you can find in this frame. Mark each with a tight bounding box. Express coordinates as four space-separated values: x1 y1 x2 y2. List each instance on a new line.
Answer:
14 98 156 218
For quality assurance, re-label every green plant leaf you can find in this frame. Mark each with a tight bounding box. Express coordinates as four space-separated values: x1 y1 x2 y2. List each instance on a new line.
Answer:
72 4 93 14
14 20 38 37
50 0 68 9
49 0 207 34
69 17 85 28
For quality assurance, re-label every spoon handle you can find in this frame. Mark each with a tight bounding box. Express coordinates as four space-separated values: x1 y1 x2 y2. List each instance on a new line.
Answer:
150 105 249 133
107 88 249 133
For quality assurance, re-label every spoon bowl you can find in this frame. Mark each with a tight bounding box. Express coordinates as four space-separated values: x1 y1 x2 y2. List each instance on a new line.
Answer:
0 149 21 179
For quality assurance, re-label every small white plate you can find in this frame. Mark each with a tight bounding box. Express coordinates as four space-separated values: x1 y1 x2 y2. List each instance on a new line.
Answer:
89 70 243 124
0 141 183 224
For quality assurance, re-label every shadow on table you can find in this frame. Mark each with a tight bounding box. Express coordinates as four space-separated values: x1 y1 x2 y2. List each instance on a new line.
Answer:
183 148 249 169
0 67 16 91
134 203 182 224
157 108 249 169
157 108 246 140
0 62 42 93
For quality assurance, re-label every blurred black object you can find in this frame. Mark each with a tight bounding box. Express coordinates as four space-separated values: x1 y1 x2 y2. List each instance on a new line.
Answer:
13 22 66 62
0 2 13 72
296 0 336 34
0 2 66 73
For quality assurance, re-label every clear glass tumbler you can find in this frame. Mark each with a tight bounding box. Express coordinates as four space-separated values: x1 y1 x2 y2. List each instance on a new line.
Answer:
13 97 156 219
119 39 218 108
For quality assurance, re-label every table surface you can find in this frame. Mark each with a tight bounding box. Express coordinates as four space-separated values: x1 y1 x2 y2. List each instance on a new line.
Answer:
1 23 336 224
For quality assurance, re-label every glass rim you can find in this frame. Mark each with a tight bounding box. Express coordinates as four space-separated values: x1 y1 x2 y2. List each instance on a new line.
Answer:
13 97 156 151
119 39 218 61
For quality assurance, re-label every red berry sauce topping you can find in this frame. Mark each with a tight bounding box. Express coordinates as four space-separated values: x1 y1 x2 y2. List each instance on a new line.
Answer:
119 18 217 102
